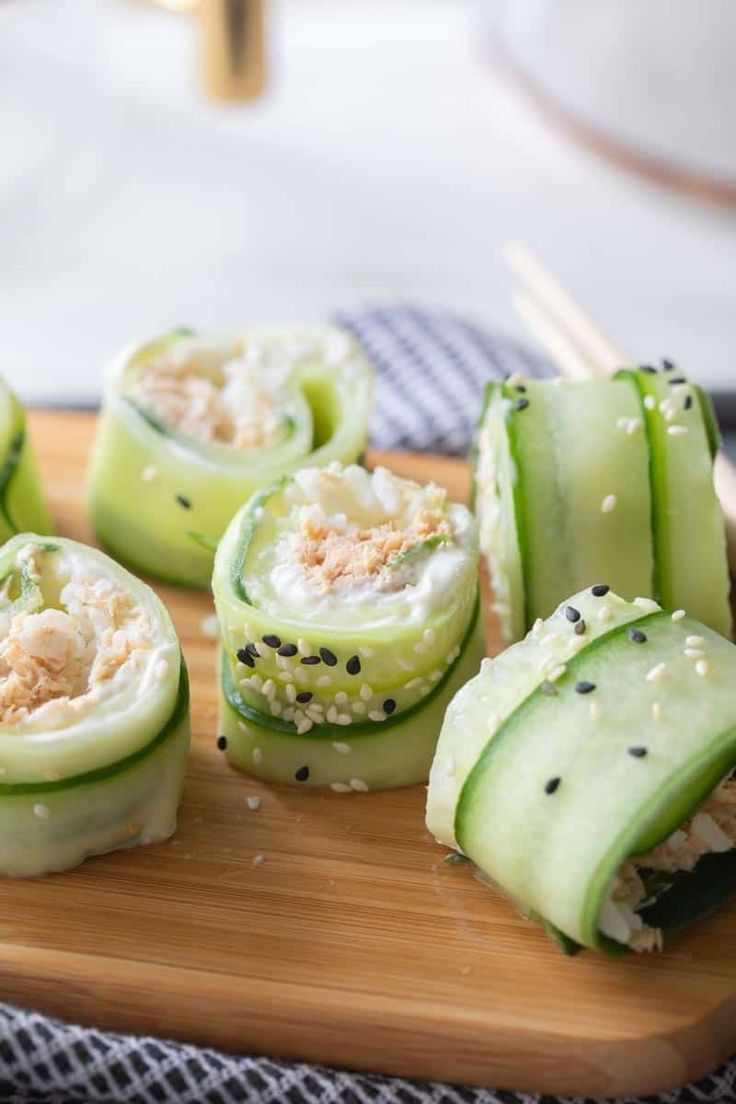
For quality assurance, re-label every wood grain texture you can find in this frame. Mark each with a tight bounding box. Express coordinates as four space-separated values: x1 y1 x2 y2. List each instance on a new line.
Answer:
2 410 735 1097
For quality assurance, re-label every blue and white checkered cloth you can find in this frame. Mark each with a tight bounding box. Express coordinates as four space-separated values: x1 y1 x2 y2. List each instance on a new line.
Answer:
3 307 734 1104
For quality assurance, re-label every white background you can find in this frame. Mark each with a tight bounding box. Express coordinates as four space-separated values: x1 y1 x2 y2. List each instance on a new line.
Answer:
1 0 735 403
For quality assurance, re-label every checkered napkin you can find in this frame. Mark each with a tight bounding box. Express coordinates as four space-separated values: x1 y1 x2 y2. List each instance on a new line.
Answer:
2 307 734 1104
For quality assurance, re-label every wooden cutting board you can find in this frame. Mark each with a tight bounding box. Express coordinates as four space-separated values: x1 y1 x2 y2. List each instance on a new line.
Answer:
2 409 735 1099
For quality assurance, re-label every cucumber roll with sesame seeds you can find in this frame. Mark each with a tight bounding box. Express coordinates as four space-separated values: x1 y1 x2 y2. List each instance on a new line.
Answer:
474 365 731 642
212 463 485 790
0 379 53 542
0 534 189 876
427 585 736 955
88 324 373 588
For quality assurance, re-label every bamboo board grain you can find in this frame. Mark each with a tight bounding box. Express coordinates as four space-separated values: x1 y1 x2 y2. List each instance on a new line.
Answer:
2 410 736 1098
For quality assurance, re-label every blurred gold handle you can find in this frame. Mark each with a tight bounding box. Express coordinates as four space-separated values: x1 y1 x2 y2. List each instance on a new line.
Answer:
137 0 266 102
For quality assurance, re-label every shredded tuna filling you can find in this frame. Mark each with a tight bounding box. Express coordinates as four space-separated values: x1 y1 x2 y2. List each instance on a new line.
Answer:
0 550 154 725
603 779 736 952
128 357 286 451
294 509 451 593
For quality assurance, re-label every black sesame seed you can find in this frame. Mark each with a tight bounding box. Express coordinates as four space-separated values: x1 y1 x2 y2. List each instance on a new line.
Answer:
301 655 321 665
294 765 310 782
628 746 648 758
575 680 596 694
346 655 361 676
277 643 298 657
661 359 676 371
216 735 228 751
544 777 561 794
683 395 693 410
262 634 281 649
245 642 260 659
513 398 530 412
236 648 255 668
591 584 610 597
444 852 469 865
320 647 338 667
667 377 687 386
564 605 581 623
628 628 648 644
639 364 658 374
383 698 397 715
175 494 192 509
574 619 587 636
540 680 557 696
296 691 313 704
514 384 527 393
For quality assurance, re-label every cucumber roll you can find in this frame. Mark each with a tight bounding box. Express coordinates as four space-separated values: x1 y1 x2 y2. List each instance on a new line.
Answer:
213 463 484 790
427 585 736 954
474 365 731 641
88 325 373 588
0 534 189 876
0 379 52 541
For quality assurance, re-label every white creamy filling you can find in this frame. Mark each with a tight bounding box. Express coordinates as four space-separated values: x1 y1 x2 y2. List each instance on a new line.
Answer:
600 778 736 952
127 336 293 451
0 548 158 730
252 464 474 625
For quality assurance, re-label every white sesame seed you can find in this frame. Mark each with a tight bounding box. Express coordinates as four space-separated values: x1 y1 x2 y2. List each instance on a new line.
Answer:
634 597 660 611
285 683 297 703
330 782 352 793
601 494 618 514
419 684 431 696
333 742 351 754
667 425 689 437
444 756 455 776
359 646 375 659
326 705 338 724
252 747 263 764
645 662 668 684
506 372 526 389
306 705 324 722
335 691 348 705
250 674 263 691
398 658 415 671
671 609 686 621
540 633 560 648
262 679 275 700
423 628 436 646
336 713 352 725
644 394 656 410
270 700 283 717
252 853 266 866
413 641 428 655
589 700 600 721
695 660 710 677
200 614 220 640
33 803 50 820
404 677 423 691
282 707 295 722
350 778 370 793
246 795 262 811
141 465 158 482
652 702 663 723
686 635 705 647
360 684 372 701
616 416 630 431
293 667 308 684
351 701 367 714
447 646 460 664
626 417 643 435
429 669 442 683
548 664 566 682
685 648 705 659
296 717 313 735
316 675 332 688
368 710 385 722
598 607 612 622
297 638 311 656
237 721 251 736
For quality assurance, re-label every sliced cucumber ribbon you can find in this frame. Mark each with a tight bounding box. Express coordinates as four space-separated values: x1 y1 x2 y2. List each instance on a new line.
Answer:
474 367 731 642
427 586 736 954
0 535 190 875
213 463 483 788
0 379 52 542
88 325 374 587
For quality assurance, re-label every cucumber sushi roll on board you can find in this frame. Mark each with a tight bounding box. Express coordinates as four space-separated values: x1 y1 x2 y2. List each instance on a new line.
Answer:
213 463 484 790
427 585 736 954
0 534 189 876
474 365 731 642
0 378 52 542
88 325 373 587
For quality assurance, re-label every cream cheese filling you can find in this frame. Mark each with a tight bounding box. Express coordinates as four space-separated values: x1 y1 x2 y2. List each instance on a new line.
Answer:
0 547 157 730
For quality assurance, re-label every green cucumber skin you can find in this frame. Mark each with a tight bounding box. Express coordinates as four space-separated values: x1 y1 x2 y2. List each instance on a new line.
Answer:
451 602 736 952
0 386 52 541
618 369 731 638
218 612 486 788
88 326 373 589
0 663 190 877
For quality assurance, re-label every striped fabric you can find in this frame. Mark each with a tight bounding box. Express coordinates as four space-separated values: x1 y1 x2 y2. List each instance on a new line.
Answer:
1 308 732 1104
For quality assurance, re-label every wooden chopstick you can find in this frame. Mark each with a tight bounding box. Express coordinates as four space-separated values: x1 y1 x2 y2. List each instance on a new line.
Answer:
506 241 736 574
